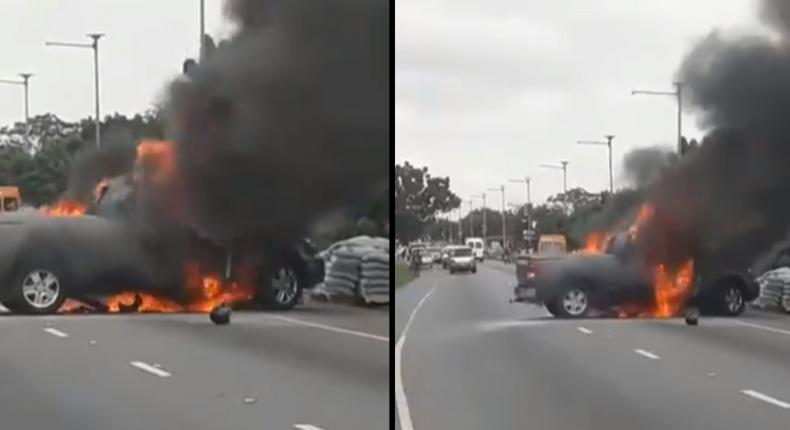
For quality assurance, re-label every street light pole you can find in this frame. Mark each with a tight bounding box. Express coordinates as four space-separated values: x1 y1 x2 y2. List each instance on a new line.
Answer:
471 194 487 241
632 82 683 154
467 200 474 238
0 73 33 148
200 0 206 60
46 33 105 148
540 161 569 194
578 134 615 193
488 185 507 250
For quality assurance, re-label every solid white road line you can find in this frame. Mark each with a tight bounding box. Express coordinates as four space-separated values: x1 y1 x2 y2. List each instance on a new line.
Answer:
293 425 325 430
633 349 660 360
396 284 438 430
43 328 69 338
741 389 790 409
577 327 593 334
129 361 172 378
264 315 389 343
733 320 790 337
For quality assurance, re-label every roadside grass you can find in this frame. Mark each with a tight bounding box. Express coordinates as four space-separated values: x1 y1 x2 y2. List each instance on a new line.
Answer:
395 262 414 288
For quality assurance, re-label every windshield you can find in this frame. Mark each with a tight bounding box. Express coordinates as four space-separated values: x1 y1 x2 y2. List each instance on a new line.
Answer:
453 248 473 257
539 241 565 255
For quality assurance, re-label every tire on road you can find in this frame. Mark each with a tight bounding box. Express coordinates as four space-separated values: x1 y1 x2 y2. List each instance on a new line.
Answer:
552 284 592 319
4 252 69 315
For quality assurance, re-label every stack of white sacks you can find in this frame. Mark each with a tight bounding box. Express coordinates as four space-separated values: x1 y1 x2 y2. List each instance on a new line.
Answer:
318 236 390 304
754 267 790 310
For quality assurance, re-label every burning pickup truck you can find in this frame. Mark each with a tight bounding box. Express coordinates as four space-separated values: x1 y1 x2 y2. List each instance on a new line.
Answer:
513 230 758 318
0 142 324 315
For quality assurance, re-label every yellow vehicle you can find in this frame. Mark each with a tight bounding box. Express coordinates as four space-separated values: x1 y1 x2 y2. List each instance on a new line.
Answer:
0 187 21 212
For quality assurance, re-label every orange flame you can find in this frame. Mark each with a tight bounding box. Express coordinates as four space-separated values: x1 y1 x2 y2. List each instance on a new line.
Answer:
91 262 256 314
136 140 176 184
653 260 695 318
44 200 86 217
583 231 611 254
629 204 655 240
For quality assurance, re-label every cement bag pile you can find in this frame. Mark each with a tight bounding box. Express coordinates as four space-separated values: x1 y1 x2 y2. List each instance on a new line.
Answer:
320 236 390 304
753 267 790 311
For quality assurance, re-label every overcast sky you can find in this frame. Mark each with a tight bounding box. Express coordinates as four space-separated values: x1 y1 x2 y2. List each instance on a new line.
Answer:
397 0 765 214
0 0 234 128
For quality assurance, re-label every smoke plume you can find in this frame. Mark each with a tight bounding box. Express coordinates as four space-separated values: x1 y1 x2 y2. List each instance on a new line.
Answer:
163 0 389 244
624 0 790 273
622 146 673 190
65 143 137 204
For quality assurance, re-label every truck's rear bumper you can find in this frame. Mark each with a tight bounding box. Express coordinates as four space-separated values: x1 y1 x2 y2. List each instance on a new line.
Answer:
513 284 541 304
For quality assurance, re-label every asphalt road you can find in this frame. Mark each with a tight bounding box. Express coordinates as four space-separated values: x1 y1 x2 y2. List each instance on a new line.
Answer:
396 260 790 430
0 300 389 430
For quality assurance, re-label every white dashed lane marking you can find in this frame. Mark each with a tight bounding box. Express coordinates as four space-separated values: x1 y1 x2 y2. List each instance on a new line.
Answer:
293 425 325 430
129 361 172 378
577 327 593 334
43 328 69 338
741 390 790 409
633 349 660 360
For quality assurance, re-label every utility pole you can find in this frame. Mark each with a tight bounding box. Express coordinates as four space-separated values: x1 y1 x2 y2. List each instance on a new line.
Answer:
541 161 569 194
0 73 33 149
467 200 474 238
46 33 105 148
632 82 683 154
472 193 486 242
488 185 507 250
200 0 206 60
578 134 615 193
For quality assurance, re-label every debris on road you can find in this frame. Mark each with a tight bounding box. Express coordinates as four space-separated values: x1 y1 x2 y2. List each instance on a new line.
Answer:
684 307 699 326
209 304 231 325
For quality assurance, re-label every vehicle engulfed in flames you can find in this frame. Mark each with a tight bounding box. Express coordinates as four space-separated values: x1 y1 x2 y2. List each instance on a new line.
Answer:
514 203 759 318
0 140 324 315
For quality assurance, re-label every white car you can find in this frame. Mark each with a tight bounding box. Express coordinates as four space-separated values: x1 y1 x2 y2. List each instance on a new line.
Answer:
448 247 477 274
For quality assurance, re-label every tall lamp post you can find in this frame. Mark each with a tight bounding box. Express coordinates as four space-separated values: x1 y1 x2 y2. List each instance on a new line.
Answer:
577 135 615 193
487 185 507 250
0 73 33 148
46 33 105 148
472 193 487 242
632 82 683 154
540 161 569 194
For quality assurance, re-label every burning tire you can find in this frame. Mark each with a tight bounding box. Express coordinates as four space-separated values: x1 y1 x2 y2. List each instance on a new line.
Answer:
5 256 68 315
259 265 304 310
553 285 591 318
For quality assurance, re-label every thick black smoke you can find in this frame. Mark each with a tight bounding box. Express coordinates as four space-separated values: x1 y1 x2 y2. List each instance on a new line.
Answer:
622 146 673 190
626 0 790 273
164 0 389 245
64 143 137 204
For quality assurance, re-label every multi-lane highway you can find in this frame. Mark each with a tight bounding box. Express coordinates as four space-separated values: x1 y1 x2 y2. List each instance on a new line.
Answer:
396 260 790 430
0 300 389 430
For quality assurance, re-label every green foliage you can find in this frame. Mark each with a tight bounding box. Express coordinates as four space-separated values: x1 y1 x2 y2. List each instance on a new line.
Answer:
395 161 461 242
0 112 164 207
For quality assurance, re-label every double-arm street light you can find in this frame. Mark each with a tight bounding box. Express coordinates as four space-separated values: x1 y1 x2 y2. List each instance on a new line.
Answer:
46 33 105 148
509 177 532 208
632 82 683 154
577 135 615 193
540 161 569 194
487 185 507 249
0 73 33 147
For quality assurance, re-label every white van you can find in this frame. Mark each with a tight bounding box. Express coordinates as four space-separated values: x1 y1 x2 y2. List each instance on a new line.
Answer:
465 237 485 261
